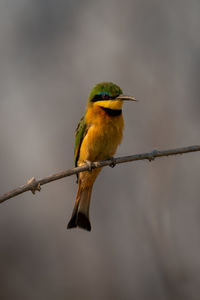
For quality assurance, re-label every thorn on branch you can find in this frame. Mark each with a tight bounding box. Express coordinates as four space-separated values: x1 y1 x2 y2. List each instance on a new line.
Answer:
109 157 116 168
148 149 158 162
27 177 41 195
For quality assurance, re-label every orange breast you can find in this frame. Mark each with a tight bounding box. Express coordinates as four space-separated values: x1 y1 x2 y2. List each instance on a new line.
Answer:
79 105 124 163
78 105 124 188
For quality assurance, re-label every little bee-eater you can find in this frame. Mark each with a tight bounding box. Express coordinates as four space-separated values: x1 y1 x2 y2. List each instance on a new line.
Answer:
67 82 137 231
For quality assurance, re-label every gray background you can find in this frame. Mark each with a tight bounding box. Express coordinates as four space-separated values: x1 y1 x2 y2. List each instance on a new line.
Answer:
0 0 200 299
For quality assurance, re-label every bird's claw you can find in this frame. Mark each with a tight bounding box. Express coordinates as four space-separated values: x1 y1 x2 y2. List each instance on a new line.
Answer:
84 160 93 172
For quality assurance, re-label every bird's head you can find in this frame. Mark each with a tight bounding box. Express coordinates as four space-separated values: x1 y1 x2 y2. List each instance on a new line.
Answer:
87 82 137 111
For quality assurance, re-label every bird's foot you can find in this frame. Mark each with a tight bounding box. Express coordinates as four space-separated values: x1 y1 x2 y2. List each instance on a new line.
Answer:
84 160 93 173
109 157 116 168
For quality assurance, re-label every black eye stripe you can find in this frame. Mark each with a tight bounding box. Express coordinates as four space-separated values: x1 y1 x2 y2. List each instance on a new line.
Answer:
91 94 118 102
91 94 107 102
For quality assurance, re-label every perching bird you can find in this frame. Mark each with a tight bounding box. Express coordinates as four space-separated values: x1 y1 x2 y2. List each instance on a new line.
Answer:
67 82 137 231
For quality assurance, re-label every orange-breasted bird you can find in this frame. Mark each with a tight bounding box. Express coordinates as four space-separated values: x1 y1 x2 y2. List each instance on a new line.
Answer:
67 82 137 231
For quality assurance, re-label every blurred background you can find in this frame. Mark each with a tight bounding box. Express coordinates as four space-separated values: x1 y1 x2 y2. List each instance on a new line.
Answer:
0 0 200 299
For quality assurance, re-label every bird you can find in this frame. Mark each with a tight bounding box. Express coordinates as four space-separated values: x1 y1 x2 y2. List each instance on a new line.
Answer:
67 82 137 231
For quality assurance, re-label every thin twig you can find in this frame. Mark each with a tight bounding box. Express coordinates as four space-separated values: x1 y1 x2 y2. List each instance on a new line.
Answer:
0 145 199 203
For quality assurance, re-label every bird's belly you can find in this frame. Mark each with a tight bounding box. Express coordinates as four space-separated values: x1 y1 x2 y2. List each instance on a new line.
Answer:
79 116 124 163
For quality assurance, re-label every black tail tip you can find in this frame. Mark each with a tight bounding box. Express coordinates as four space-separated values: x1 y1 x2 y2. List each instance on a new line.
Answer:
67 213 91 232
77 212 91 231
67 215 77 229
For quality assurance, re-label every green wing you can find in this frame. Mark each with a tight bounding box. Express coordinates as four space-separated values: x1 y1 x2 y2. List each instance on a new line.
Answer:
74 116 89 168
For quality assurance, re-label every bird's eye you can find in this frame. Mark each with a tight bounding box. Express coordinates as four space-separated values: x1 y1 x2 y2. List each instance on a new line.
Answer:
91 93 110 102
102 94 109 100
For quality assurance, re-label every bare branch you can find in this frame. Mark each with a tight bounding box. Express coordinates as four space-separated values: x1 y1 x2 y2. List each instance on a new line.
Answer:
0 145 199 204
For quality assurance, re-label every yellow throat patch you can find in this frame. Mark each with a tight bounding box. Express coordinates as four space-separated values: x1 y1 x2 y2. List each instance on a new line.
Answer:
93 99 123 110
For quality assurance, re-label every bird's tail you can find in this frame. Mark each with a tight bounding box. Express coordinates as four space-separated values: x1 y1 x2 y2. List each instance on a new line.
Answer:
67 182 92 231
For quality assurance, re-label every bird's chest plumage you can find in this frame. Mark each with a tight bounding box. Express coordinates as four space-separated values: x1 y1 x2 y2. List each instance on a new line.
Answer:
78 106 124 163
